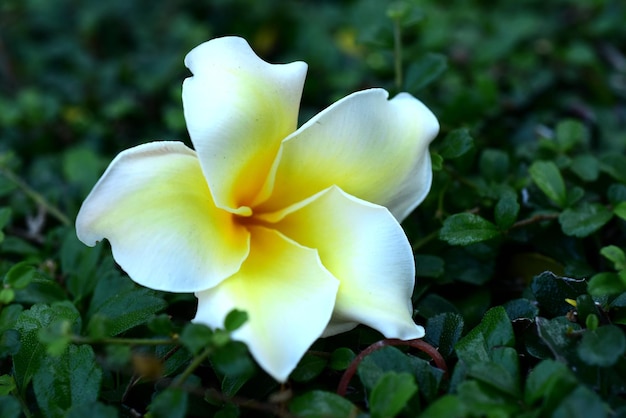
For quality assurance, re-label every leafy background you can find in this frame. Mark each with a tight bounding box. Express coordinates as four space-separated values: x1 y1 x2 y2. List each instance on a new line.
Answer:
1 0 626 417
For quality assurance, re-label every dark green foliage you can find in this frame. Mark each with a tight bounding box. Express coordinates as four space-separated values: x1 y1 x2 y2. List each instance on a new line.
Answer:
369 372 418 418
32 345 102 417
147 388 189 418
1 0 626 416
290 391 359 418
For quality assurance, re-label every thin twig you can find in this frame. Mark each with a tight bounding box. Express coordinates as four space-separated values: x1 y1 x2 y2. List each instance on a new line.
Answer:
412 229 440 251
171 345 213 388
205 388 297 418
155 379 298 418
0 167 71 226
337 338 448 396
71 335 177 346
121 346 182 403
13 389 33 418
510 212 559 230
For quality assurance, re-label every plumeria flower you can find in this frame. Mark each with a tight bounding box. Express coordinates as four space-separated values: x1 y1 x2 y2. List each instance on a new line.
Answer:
76 36 439 382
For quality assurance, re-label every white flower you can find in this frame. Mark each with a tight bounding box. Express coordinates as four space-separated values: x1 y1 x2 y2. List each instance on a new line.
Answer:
76 36 439 382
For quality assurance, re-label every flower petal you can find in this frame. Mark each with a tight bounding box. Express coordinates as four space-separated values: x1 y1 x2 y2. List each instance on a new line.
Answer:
256 89 439 221
194 226 339 382
182 36 308 214
76 142 250 293
271 186 424 340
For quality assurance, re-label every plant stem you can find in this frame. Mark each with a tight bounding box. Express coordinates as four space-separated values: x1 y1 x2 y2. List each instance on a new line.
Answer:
0 167 70 226
204 388 298 418
71 335 177 346
510 212 559 230
337 338 447 396
172 345 213 388
14 390 33 418
412 229 440 251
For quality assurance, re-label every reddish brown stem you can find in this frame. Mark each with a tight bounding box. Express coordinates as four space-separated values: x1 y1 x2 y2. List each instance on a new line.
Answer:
336 338 448 397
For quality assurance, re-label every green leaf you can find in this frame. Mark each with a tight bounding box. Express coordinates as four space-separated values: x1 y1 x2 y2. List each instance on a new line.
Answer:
147 314 174 336
0 176 17 198
0 304 23 334
405 53 447 91
38 318 75 356
13 302 81 395
608 183 626 204
213 403 241 418
290 353 327 382
524 359 577 407
455 307 514 365
214 404 239 418
289 390 359 418
480 149 510 182
0 289 14 304
86 272 166 336
430 152 443 171
466 347 521 398
585 313 600 330
555 119 588 152
416 293 460 318
358 345 443 402
3 262 38 290
614 201 626 221
440 213 500 245
224 309 248 332
536 317 581 364
457 380 520 417
425 312 464 357
32 344 102 418
1 236 38 256
577 325 626 367
66 402 118 418
146 388 188 418
0 207 11 233
179 323 213 355
103 344 132 370
552 385 609 418
212 341 255 392
559 203 613 237
157 344 192 378
412 356 445 402
13 275 67 305
600 153 626 183
438 128 474 159
329 347 355 371
503 298 539 320
62 147 107 197
529 160 567 207
415 254 444 278
574 294 601 328
212 329 231 347
566 186 585 206
531 272 588 316
419 395 466 418
0 395 21 418
610 293 626 308
570 155 599 182
369 372 417 418
494 191 520 229
0 374 16 396
59 230 104 302
444 247 495 285
600 245 626 271
588 272 626 297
